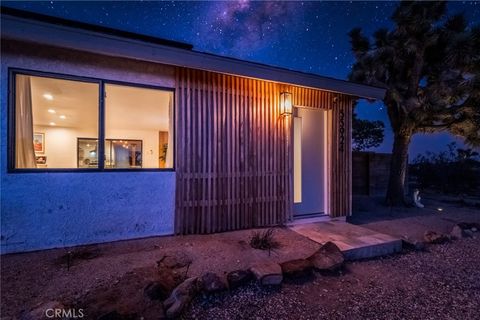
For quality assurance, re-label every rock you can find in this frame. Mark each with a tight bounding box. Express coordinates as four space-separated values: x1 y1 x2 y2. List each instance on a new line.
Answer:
308 241 344 271
402 239 426 251
22 301 65 320
144 281 170 301
157 253 192 269
227 270 253 289
163 277 198 318
472 227 478 232
250 262 283 286
424 231 450 244
451 225 472 239
198 272 227 293
157 265 186 294
280 259 313 278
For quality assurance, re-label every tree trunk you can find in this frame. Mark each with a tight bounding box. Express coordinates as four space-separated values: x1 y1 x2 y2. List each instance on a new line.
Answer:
386 133 411 206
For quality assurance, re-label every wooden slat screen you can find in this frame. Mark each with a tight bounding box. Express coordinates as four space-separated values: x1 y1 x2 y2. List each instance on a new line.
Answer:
175 67 353 233
175 68 290 234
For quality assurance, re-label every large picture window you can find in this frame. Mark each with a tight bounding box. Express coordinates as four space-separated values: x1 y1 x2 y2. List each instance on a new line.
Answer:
11 71 174 171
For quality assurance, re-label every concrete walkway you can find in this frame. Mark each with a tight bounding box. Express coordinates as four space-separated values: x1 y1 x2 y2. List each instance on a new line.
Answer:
290 219 402 260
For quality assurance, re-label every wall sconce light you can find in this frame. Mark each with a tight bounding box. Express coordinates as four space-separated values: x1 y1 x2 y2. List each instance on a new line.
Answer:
280 92 293 116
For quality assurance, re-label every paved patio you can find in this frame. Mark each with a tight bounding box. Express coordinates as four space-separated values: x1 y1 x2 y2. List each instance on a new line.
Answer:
290 219 402 260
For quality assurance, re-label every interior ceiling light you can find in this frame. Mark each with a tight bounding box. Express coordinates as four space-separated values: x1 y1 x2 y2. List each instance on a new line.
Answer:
47 109 56 114
49 122 56 126
43 93 53 100
59 115 66 119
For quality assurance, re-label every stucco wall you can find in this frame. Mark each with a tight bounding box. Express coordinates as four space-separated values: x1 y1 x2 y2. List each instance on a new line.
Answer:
1 40 176 253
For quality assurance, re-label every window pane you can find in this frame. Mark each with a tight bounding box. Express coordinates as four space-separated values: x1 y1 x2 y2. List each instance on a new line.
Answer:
105 84 173 169
15 74 99 169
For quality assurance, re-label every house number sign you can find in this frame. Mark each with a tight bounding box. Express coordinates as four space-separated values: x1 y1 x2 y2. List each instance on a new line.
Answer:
339 110 345 152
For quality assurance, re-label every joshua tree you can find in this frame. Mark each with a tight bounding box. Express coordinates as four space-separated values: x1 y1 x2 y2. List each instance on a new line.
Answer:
352 112 385 151
349 2 480 205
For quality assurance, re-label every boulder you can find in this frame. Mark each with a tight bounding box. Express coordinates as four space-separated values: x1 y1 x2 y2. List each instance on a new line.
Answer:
250 262 283 286
163 277 198 318
157 253 192 269
307 241 344 271
450 225 472 239
424 231 450 244
198 272 227 293
402 239 426 251
227 270 253 289
280 259 313 278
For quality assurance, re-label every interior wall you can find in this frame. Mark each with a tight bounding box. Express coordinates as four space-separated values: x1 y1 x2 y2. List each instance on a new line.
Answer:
34 126 161 169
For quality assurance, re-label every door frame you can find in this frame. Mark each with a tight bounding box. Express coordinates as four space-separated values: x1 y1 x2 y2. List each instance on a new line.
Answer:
291 106 329 219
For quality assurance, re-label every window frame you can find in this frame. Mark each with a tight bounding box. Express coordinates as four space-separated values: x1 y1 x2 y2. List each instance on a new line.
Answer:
8 68 175 173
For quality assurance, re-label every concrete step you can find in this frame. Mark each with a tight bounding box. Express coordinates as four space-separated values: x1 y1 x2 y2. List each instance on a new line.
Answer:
290 220 403 261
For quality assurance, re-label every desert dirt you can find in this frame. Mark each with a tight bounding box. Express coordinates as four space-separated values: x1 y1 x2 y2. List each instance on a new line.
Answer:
1 194 479 319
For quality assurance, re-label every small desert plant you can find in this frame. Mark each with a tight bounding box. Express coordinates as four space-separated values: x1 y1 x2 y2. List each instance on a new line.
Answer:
249 228 280 253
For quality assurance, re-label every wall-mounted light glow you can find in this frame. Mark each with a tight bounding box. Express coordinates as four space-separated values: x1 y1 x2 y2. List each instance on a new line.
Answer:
280 92 293 116
43 93 53 100
49 122 56 126
59 115 66 119
47 109 56 114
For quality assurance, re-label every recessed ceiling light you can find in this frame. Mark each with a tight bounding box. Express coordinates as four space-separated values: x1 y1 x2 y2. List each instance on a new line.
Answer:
47 109 56 114
59 115 66 119
49 122 56 126
43 93 53 100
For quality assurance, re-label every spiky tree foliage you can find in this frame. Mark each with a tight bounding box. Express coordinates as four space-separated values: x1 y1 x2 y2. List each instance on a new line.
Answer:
349 2 480 205
352 112 385 151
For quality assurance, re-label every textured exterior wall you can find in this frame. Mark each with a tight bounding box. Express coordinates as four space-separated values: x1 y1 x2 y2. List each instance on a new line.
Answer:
1 40 176 253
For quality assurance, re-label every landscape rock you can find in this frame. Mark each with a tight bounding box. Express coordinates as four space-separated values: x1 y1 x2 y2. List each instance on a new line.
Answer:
424 231 450 244
198 272 227 293
402 239 426 251
21 301 65 320
308 241 344 271
451 225 472 239
156 264 186 295
157 253 192 269
280 259 313 278
163 277 198 318
250 262 283 286
227 269 253 289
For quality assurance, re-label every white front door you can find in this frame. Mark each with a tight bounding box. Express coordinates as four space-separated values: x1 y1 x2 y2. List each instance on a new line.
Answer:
293 108 326 217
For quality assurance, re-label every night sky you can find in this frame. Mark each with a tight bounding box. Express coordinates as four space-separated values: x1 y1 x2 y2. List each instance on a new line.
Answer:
4 1 480 157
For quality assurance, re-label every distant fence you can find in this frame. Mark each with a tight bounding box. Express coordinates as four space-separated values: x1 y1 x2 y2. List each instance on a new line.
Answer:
352 152 408 196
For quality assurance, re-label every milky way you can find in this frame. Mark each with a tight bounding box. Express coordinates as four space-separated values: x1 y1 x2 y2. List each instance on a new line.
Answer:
3 1 480 156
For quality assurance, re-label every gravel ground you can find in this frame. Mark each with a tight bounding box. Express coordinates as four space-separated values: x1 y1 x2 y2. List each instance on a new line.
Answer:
184 236 480 320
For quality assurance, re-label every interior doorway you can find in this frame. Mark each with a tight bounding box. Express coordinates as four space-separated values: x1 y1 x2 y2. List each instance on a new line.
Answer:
293 107 327 218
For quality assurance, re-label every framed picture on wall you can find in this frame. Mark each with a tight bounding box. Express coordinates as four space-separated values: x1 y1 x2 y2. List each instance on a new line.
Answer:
33 132 45 154
35 155 47 165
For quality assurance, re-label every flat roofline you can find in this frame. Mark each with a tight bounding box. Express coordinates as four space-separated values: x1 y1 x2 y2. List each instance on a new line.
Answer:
0 8 386 100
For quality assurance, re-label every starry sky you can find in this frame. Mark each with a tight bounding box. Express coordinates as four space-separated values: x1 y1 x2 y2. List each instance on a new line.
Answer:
4 1 480 157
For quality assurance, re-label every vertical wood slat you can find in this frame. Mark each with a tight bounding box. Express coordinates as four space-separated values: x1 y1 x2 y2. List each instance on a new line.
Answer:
175 67 353 234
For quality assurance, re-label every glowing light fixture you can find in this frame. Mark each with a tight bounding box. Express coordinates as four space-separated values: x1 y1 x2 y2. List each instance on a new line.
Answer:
59 115 66 119
47 109 56 114
43 93 53 100
49 122 56 126
280 92 293 115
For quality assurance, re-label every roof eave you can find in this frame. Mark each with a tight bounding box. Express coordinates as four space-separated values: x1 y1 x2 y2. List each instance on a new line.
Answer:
0 13 386 100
